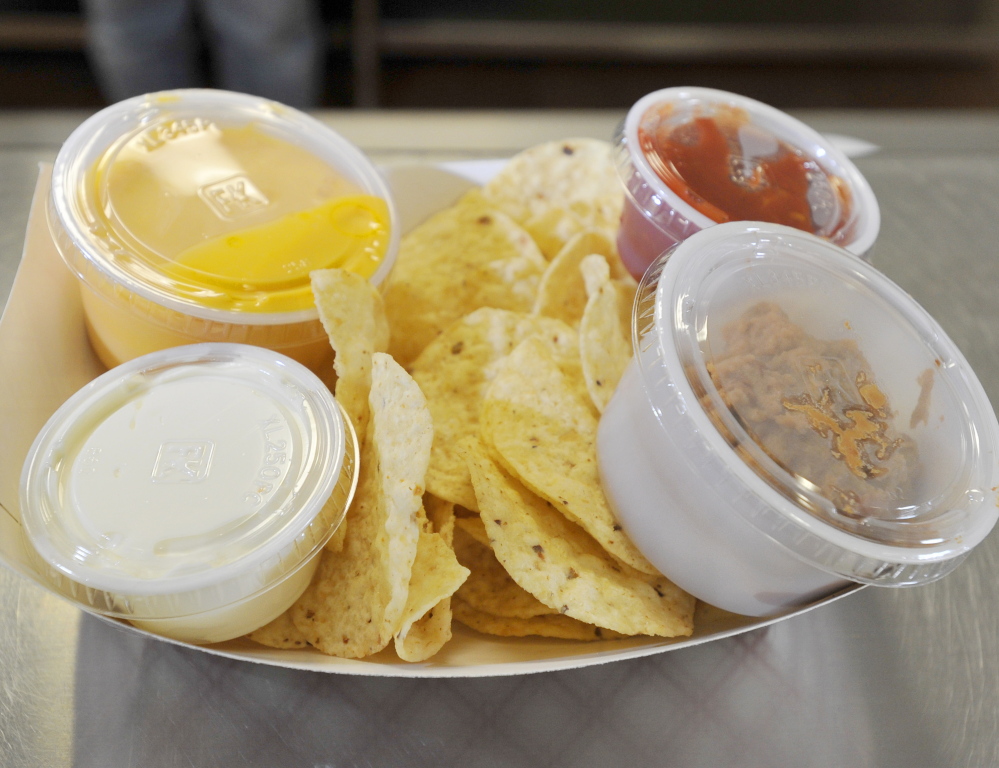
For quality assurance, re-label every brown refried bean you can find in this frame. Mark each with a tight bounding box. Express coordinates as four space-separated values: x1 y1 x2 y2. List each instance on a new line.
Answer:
705 301 919 519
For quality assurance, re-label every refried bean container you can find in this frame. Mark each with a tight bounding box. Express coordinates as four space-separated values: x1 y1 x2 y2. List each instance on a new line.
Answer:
19 343 358 644
614 87 880 280
597 222 999 616
47 89 399 376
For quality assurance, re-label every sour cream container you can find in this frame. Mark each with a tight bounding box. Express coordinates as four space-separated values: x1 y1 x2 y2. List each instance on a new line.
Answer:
48 89 399 375
615 87 880 280
19 344 357 643
597 222 999 616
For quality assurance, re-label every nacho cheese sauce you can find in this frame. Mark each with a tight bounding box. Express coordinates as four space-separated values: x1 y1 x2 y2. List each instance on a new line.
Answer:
705 302 919 527
91 121 390 313
638 105 851 237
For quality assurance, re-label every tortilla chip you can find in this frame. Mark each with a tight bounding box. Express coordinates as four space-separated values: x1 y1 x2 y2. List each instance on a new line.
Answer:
383 191 547 366
533 230 634 327
291 354 432 658
480 337 655 574
453 514 491 547
453 518 558 619
393 498 467 661
246 610 309 649
411 308 578 511
324 509 349 554
465 439 694 637
311 268 390 444
452 598 626 641
310 269 388 553
579 254 633 413
481 139 624 259
393 510 469 662
423 494 456 542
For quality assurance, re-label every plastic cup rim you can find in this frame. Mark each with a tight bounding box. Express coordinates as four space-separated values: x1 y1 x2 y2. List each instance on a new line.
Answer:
641 221 999 566
19 342 353 599
49 88 400 327
622 86 881 257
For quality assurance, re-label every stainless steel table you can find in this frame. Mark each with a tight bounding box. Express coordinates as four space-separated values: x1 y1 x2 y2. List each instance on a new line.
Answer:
1 108 998 768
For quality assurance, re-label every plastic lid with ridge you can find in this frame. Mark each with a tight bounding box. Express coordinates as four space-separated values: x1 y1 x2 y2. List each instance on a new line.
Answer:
49 88 399 322
19 343 358 621
612 87 881 283
634 221 999 583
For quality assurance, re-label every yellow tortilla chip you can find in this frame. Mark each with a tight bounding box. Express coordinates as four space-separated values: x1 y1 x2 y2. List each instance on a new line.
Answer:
480 337 655 574
311 268 390 444
424 494 457 543
465 440 694 637
533 230 633 327
311 268 389 554
453 514 491 547
482 139 624 259
246 610 309 650
393 498 466 661
452 598 625 641
291 354 432 658
393 509 469 662
324 510 349 554
396 493 464 661
411 308 578 511
383 192 547 366
453 518 558 619
615 281 637 332
579 254 633 413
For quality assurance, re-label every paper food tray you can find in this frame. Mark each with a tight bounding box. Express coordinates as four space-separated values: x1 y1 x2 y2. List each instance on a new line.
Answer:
0 163 861 678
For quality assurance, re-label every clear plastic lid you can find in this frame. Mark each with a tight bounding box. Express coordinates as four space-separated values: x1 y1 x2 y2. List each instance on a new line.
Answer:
19 343 358 619
635 222 999 582
618 87 880 256
49 89 399 323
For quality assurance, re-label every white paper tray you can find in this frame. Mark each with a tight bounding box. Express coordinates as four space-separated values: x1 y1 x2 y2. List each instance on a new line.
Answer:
0 163 861 678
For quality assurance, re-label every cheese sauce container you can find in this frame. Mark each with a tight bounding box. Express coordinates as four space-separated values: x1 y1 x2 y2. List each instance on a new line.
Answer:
597 222 999 616
614 87 880 280
48 89 399 375
19 344 357 643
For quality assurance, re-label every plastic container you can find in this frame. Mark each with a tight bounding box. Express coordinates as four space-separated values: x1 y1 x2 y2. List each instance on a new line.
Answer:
597 222 999 616
47 88 399 374
19 343 358 643
615 87 880 280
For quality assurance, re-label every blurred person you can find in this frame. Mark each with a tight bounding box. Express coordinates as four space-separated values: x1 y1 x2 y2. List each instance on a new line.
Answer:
82 0 326 108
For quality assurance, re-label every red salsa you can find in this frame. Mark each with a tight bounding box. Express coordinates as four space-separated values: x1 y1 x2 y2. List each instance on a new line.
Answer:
638 108 851 236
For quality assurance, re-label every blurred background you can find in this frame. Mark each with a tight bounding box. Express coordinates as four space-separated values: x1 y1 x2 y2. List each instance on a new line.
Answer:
2 0 999 110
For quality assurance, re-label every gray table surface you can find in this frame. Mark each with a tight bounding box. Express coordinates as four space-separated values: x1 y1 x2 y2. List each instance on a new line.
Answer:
1 108 998 768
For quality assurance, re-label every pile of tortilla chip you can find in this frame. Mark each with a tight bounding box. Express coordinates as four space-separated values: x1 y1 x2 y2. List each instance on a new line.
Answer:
246 138 695 662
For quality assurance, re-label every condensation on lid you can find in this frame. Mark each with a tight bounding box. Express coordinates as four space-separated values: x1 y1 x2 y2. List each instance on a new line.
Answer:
637 100 845 239
20 343 355 606
49 89 399 321
623 86 880 257
658 222 999 552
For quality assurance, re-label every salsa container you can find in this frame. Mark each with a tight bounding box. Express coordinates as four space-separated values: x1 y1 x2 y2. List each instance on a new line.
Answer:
615 87 880 279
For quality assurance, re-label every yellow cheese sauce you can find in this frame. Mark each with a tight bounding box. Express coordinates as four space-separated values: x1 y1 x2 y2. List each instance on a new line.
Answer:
90 121 390 313
165 193 389 312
